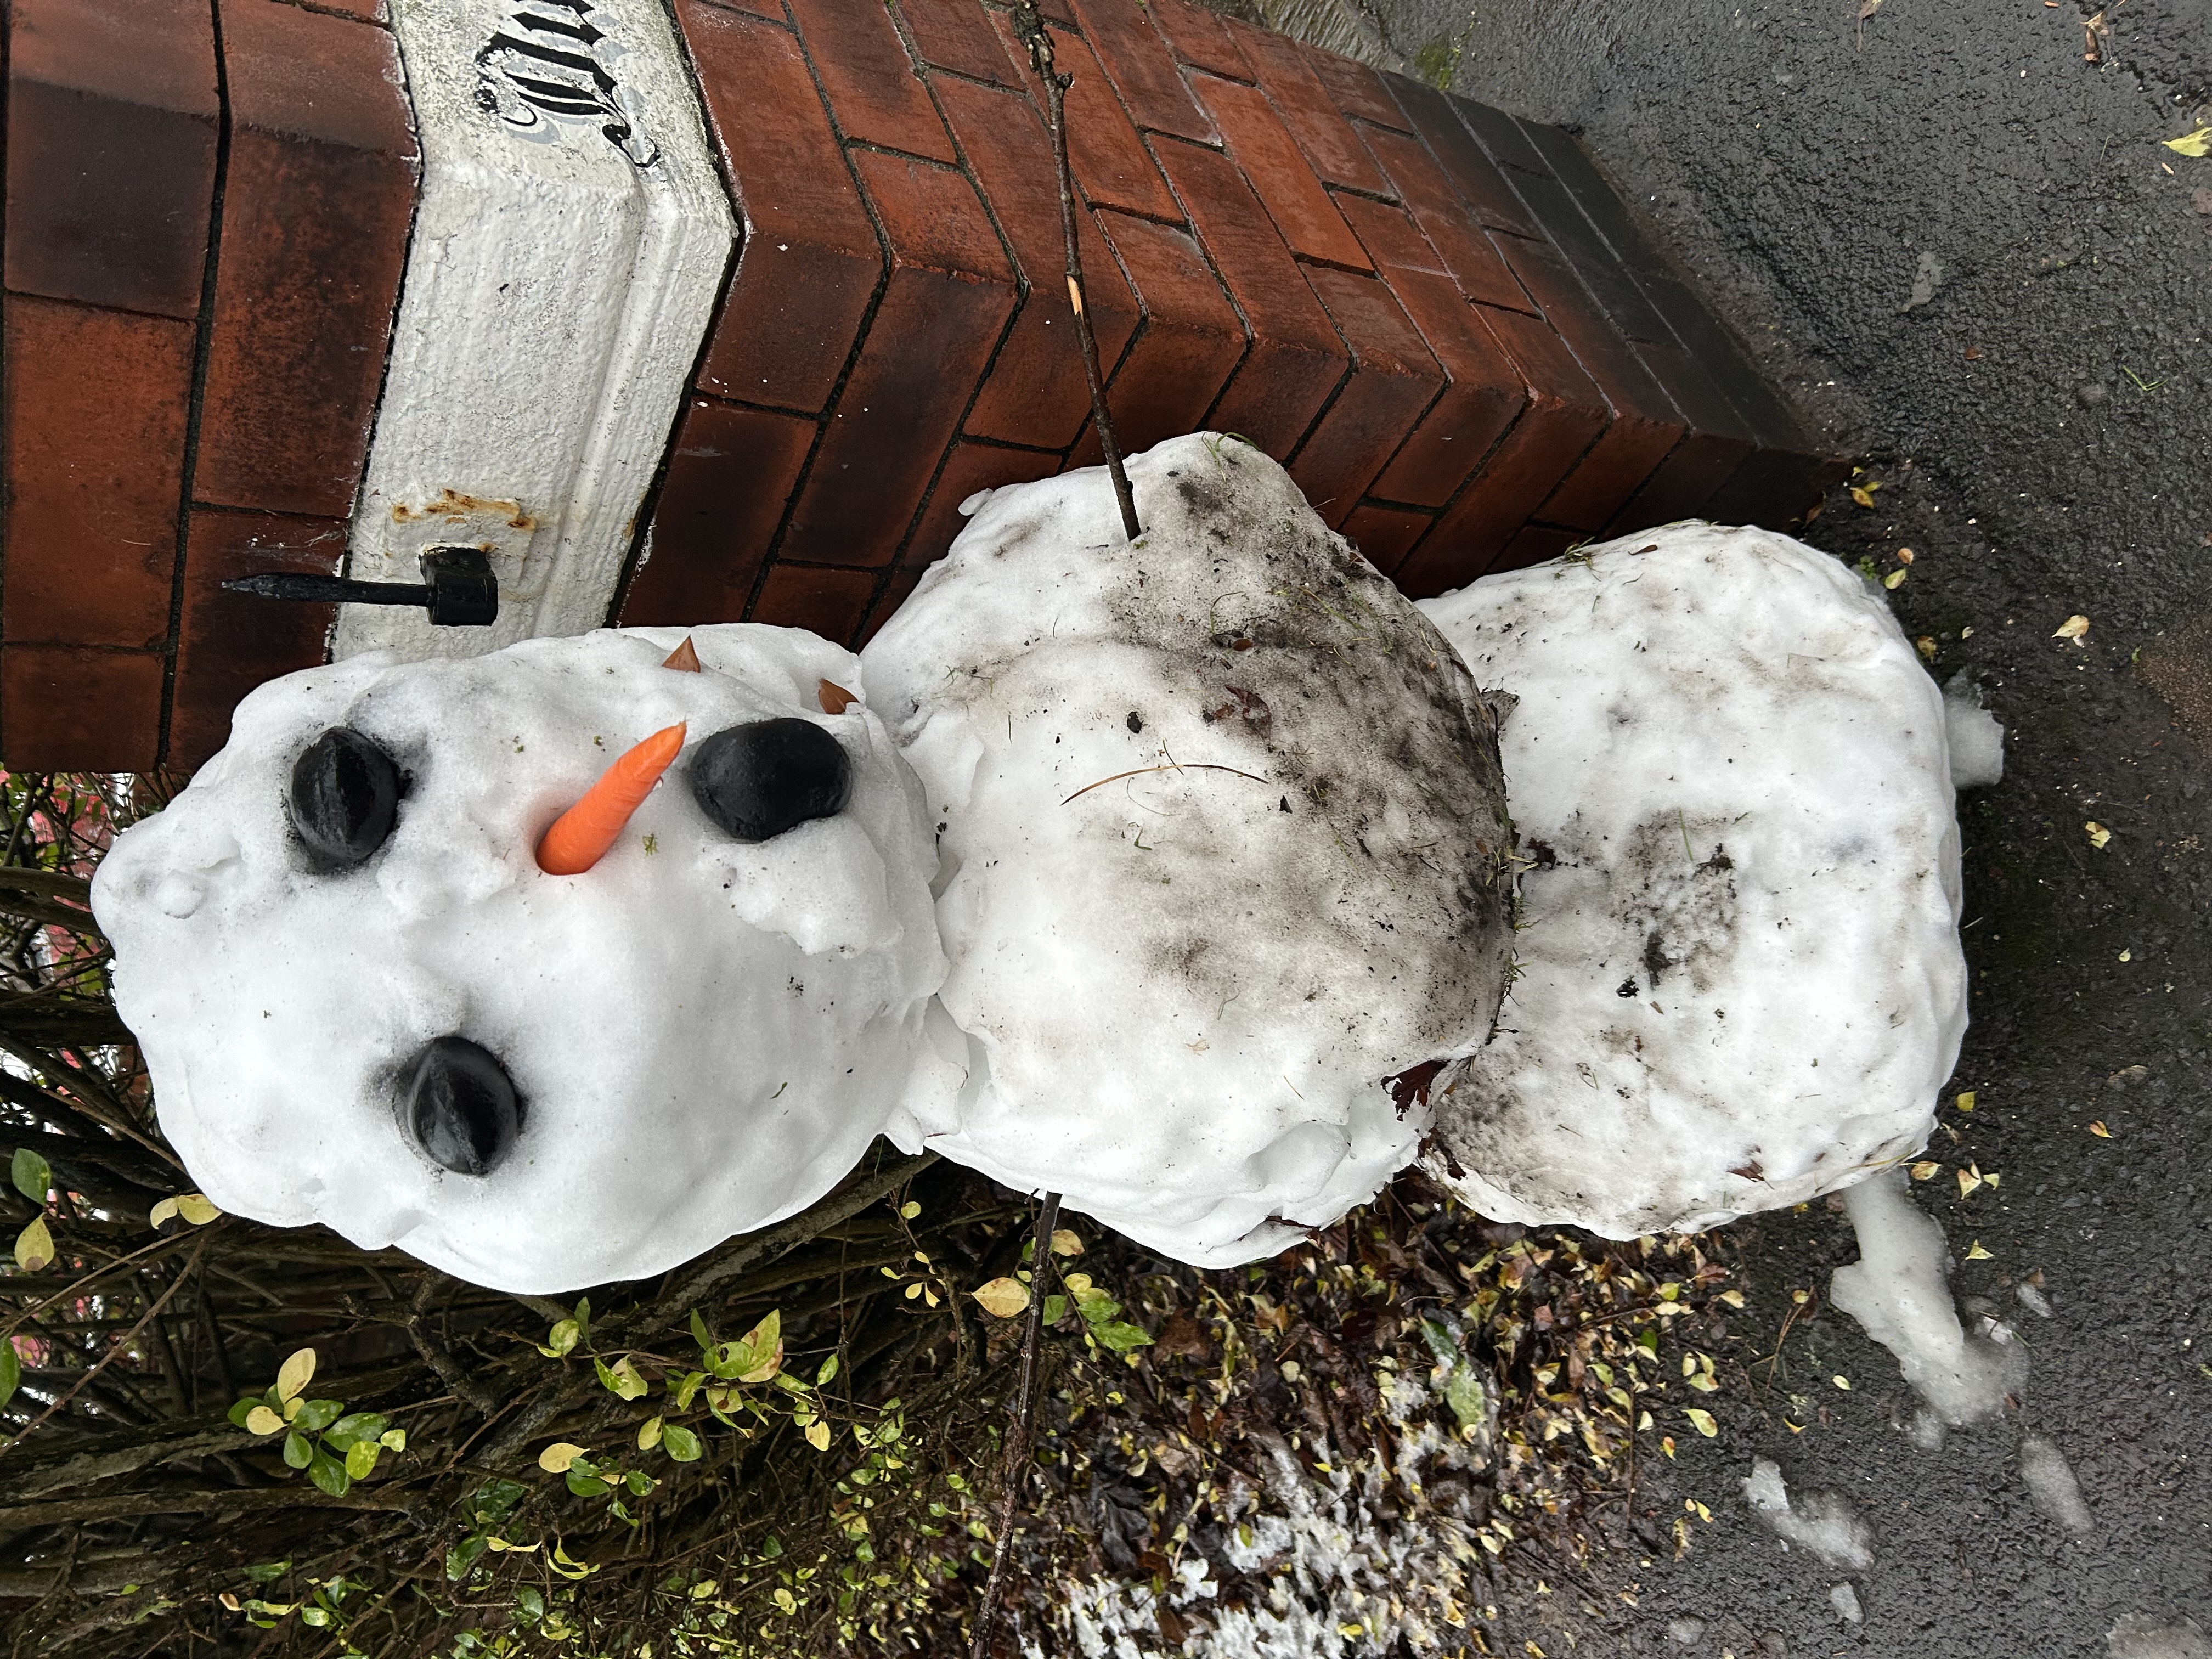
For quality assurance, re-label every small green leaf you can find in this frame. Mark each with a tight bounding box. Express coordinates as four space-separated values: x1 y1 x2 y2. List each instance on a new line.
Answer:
242 1561 290 1585
291 1398 344 1435
1092 1321 1154 1352
573 1296 591 1341
282 1432 313 1470
1042 1295 1067 1325
228 1398 259 1429
662 1423 702 1463
815 1353 840 1388
690 1309 714 1354
445 1535 489 1582
10 1148 50 1205
325 1412 388 1450
565 1468 612 1498
13 1216 54 1273
0 1344 15 1413
622 1468 653 1496
544 1319 580 1357
515 1585 546 1622
379 1428 407 1452
672 1370 705 1409
344 1441 379 1481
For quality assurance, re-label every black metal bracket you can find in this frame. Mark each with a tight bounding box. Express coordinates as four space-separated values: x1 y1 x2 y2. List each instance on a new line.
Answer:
223 546 500 627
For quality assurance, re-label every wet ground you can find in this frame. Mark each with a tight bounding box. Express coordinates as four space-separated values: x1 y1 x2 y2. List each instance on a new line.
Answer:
1315 0 2212 1651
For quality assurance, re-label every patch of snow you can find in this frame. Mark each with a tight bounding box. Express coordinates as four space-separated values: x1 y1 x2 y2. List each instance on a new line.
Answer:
866 434 1515 1266
1830 1169 2027 1425
2110 1616 2212 1659
1740 1457 1874 1572
1942 673 2005 788
1666 1615 1708 1645
1416 526 1966 1236
1037 1370 1495 1658
1829 1582 1864 1624
92 627 946 1293
2019 1433 2094 1535
2017 1280 2054 1318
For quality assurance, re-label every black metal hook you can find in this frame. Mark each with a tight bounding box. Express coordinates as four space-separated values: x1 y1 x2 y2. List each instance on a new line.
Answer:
223 546 499 627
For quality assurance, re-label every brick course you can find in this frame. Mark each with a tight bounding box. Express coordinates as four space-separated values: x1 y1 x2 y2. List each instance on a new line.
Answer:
191 0 416 518
1 0 1844 770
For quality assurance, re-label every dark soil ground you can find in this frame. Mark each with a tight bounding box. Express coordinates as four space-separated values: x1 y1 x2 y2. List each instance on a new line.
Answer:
1313 0 2212 1651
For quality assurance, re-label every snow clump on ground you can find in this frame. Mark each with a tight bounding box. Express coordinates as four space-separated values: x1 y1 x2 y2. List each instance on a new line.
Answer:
1415 524 1968 1237
1829 1167 2027 1426
866 433 1515 1266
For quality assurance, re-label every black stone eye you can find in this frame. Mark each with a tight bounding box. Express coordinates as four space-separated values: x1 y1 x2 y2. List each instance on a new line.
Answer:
402 1037 522 1177
690 718 852 843
289 726 403 870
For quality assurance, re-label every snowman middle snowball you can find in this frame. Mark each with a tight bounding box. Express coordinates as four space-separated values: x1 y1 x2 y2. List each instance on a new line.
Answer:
867 433 1517 1265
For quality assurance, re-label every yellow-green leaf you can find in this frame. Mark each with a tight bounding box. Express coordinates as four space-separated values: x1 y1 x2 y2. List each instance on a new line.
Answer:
1882 568 1908 590
804 1420 831 1452
244 1404 285 1436
176 1193 221 1225
148 1198 179 1228
970 1277 1030 1319
275 1347 316 1403
2163 126 2212 157
1910 1160 1940 1181
13 1216 54 1272
1964 1239 1993 1261
1684 1408 1718 1437
898 1200 921 1220
2085 821 2112 850
637 1415 664 1452
1049 1229 1084 1257
731 1311 783 1384
2053 613 2090 642
538 1441 586 1474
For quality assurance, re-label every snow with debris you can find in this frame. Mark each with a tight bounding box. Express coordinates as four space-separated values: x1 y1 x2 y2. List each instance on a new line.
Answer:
866 433 1515 1266
1414 525 1968 1236
93 626 946 1293
1740 1457 1875 1572
1038 1367 1495 1658
2019 1433 2095 1535
1829 1169 2028 1425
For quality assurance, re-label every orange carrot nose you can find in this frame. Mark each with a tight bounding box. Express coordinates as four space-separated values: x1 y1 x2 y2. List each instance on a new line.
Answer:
535 723 687 875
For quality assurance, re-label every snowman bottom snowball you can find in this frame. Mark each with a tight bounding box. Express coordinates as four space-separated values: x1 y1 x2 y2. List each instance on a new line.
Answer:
91 625 948 1295
1415 525 1970 1238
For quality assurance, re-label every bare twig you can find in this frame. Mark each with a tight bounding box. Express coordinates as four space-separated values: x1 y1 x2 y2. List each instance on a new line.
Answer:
969 1189 1062 1659
1007 2 1140 542
1062 761 1272 805
0 1231 211 1458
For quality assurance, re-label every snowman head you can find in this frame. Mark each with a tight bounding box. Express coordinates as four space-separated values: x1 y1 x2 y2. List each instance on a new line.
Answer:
92 627 945 1294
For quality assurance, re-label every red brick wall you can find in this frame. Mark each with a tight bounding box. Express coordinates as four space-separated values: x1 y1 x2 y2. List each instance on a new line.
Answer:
617 0 1844 650
1 0 414 770
0 0 1841 771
